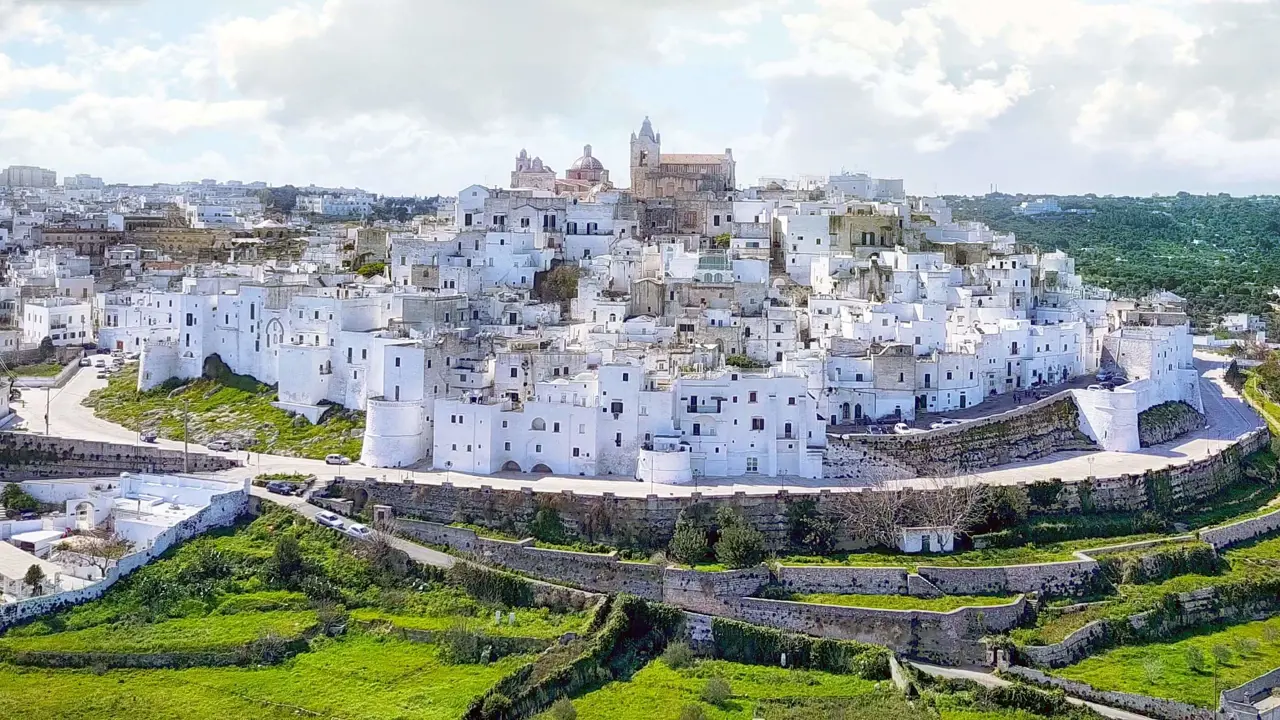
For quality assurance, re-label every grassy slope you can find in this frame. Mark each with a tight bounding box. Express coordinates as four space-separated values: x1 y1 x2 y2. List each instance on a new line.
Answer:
534 659 920 720
1054 616 1280 708
351 605 588 640
0 611 316 654
1014 530 1280 645
789 593 1019 612
10 362 65 377
83 363 363 459
778 535 1166 571
0 634 528 720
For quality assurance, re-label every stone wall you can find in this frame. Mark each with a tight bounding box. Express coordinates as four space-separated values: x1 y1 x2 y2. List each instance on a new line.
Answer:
1200 507 1280 550
661 567 772 615
1138 401 1205 448
0 482 246 631
1002 666 1214 720
916 559 1100 597
774 565 909 595
1018 618 1107 668
726 595 1028 666
0 433 239 481
825 392 1095 481
1222 666 1280 720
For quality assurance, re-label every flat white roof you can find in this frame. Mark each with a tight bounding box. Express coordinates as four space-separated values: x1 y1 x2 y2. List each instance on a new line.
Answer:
10 530 65 544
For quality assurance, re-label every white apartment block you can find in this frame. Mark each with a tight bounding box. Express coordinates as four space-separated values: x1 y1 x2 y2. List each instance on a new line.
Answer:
23 297 92 346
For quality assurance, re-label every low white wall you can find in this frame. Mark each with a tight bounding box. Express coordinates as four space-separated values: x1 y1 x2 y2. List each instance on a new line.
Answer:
1072 387 1140 451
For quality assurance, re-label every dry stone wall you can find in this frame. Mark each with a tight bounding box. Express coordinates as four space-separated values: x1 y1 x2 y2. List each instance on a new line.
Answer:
1200 507 1280 550
1018 618 1106 668
774 565 909 595
1002 666 1214 720
916 559 1100 597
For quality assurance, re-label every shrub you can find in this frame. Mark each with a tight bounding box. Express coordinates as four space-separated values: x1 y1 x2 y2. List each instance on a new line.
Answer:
528 507 568 545
1184 646 1207 673
549 698 577 720
481 693 512 720
440 620 487 665
1233 637 1260 657
678 706 707 720
709 616 890 679
1211 643 1233 667
724 354 767 369
1027 479 1064 509
446 562 534 608
669 525 710 565
701 677 732 706
786 498 836 554
1100 543 1221 585
267 535 306 588
976 485 1028 533
661 641 695 670
715 521 765 569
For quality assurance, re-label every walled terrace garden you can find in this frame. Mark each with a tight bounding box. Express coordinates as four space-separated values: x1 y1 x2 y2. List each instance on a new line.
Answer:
84 356 364 460
0 507 589 719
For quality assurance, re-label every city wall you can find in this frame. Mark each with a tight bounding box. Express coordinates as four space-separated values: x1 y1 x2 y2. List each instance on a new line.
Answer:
1200 506 1280 550
0 433 239 481
1002 665 1214 720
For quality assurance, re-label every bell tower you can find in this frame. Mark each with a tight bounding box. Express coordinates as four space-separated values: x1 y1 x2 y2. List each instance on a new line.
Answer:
629 116 660 196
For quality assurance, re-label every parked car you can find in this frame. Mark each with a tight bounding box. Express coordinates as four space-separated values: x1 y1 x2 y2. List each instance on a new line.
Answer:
78 358 92 367
265 481 294 496
345 523 373 541
930 418 964 430
325 454 351 465
95 372 108 379
18 511 38 521
315 511 345 529
207 439 232 452
1096 370 1113 382
866 425 888 435
93 358 106 367
1087 384 1109 391
126 352 141 360
140 429 158 443
893 422 922 434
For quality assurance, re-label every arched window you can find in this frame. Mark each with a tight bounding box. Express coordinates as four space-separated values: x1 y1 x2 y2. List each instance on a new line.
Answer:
531 418 546 431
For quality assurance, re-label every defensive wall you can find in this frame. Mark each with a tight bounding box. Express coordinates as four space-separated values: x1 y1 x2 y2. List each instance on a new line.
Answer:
0 481 246 631
329 426 1268 549
0 433 240 481
1002 665 1214 720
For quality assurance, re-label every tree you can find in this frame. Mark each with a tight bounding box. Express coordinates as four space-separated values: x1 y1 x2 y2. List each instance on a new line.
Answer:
700 677 732 706
355 261 386 278
77 532 133 578
269 535 306 587
1184 646 1207 673
22 564 46 596
549 698 577 720
1225 360 1246 392
834 485 910 550
713 507 765 569
669 524 709 565
1 483 39 517
538 264 580 304
910 479 989 535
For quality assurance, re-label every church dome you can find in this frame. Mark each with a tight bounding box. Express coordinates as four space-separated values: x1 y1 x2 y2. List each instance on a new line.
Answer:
570 144 604 171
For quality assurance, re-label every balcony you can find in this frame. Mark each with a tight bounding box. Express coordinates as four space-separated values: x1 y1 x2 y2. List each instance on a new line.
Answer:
686 404 720 414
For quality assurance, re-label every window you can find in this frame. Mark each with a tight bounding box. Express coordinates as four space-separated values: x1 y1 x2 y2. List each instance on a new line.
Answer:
610 401 623 415
394 386 400 401
622 372 629 382
535 444 542 453
504 442 511 451
788 397 796 406
749 391 758 403
532 418 546 431
572 447 580 457
947 371 953 380
578 424 585 434
361 349 367 360
394 357 401 368
746 457 759 473
898 372 905 383
553 422 561 433
751 417 765 431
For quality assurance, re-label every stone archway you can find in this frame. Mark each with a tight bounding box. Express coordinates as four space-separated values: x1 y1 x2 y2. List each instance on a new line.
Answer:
501 460 522 473
530 463 553 475
352 488 370 515
75 501 94 531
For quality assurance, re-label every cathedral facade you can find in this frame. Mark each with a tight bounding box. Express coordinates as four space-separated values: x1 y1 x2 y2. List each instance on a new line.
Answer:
629 117 736 199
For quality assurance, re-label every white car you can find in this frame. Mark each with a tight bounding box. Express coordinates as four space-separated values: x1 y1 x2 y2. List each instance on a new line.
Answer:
316 511 346 530
930 419 963 430
345 523 373 541
207 439 232 452
893 422 918 434
325 454 351 465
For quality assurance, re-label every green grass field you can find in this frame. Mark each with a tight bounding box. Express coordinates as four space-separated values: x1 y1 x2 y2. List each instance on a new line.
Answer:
0 633 528 720
83 363 363 460
1054 616 1280 708
0 611 316 654
351 604 588 640
534 659 923 720
10 362 66 377
786 593 1019 612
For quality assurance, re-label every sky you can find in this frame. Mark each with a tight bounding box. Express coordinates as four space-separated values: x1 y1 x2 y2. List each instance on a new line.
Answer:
2 0 1280 197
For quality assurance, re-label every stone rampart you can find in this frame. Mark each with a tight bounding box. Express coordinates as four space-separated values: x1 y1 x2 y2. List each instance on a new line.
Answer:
661 567 771 615
0 481 246 631
1002 666 1214 720
0 432 239 481
1200 507 1280 550
1018 619 1107 668
1138 401 1205 448
773 565 909 595
726 595 1028 666
916 559 1099 597
825 392 1094 480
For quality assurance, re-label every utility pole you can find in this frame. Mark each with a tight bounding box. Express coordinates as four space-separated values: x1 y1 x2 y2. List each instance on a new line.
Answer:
182 397 190 474
44 387 50 435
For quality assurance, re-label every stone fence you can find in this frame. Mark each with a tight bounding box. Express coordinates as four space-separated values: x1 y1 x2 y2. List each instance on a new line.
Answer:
12 361 80 389
1002 665 1215 720
0 433 240 481
1200 507 1280 550
1222 666 1280 720
0 482 246 632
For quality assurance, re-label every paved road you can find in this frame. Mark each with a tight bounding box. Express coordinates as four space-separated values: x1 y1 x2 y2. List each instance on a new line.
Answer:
910 663 1156 720
248 484 455 569
18 353 1264 499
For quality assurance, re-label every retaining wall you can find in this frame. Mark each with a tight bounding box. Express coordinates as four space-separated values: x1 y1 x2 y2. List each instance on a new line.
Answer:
1200 507 1280 550
1018 619 1107 668
0 482 246 631
0 433 239 481
1002 665 1214 720
774 565 909 595
916 559 1100 597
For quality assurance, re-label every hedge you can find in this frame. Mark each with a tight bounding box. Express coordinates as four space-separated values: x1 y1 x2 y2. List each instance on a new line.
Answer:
1098 543 1221 586
461 595 684 720
446 562 536 608
708 616 890 679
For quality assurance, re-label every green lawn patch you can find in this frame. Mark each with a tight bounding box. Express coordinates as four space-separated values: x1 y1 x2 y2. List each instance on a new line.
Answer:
0 611 316 654
0 633 529 720
350 604 588 640
534 658 920 720
778 535 1168 572
1054 616 1280 708
787 593 1019 612
83 362 363 460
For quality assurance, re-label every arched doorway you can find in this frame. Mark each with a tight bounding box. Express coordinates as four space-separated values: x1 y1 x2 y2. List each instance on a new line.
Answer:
352 488 370 515
854 403 863 421
841 403 851 422
530 463 553 475
501 460 522 472
74 501 94 531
